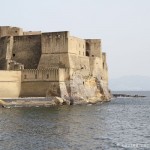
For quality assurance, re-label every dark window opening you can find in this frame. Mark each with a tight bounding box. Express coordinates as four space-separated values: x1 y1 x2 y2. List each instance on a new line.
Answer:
24 75 27 79
15 31 17 33
47 74 49 79
92 55 94 57
86 42 90 50
83 81 84 85
35 74 37 79
13 54 15 57
103 62 105 69
86 42 90 56
86 51 89 56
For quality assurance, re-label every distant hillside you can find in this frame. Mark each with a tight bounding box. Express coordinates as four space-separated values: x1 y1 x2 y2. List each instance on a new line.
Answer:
109 75 150 91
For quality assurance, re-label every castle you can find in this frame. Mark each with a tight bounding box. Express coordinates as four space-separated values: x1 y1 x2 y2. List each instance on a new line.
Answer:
0 26 111 103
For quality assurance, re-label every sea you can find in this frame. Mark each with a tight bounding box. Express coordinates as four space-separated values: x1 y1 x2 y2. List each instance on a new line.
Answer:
0 91 150 150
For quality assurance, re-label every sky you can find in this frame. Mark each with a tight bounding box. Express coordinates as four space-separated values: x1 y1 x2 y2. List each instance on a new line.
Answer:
0 0 150 78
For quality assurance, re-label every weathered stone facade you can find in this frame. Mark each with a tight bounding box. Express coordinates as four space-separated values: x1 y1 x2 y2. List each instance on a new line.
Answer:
0 26 111 104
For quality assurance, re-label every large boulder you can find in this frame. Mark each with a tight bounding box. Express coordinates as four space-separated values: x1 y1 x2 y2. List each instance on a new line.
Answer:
52 97 70 105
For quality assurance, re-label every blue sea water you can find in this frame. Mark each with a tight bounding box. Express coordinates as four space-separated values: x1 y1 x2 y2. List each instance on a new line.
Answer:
0 91 150 150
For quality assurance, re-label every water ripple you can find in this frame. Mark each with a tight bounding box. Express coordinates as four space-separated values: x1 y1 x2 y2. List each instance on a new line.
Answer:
0 92 150 150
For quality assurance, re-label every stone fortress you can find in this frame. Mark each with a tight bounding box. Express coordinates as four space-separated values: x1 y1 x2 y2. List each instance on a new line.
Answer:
0 26 111 104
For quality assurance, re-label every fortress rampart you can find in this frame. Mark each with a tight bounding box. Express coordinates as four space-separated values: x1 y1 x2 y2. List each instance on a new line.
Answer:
0 26 111 102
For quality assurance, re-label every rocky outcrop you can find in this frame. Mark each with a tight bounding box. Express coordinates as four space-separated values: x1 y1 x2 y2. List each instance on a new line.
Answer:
47 69 111 105
113 94 146 98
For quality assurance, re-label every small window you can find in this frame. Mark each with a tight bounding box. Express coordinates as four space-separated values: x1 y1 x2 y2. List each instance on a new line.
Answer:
57 34 61 38
103 62 105 69
13 54 15 57
47 74 49 79
86 51 89 56
15 31 17 33
92 55 94 57
24 75 27 79
35 74 37 79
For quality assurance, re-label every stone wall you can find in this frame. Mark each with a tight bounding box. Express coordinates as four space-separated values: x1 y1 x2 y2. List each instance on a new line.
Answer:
20 81 60 97
12 35 41 69
0 71 21 98
0 37 8 69
102 52 108 83
22 69 59 82
85 39 102 58
38 31 70 69
89 57 102 78
68 36 85 56
38 53 70 69
0 26 23 37
68 54 90 72
20 68 68 97
23 31 41 35
41 31 69 54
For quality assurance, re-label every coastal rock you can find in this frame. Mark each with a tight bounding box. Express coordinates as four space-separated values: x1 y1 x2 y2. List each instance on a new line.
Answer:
52 97 70 105
0 100 5 107
113 94 146 98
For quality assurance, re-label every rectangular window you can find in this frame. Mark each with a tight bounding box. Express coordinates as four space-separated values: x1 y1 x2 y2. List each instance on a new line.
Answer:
24 75 27 79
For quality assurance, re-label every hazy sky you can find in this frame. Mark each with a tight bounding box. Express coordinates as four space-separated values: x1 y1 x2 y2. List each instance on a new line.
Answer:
0 0 150 78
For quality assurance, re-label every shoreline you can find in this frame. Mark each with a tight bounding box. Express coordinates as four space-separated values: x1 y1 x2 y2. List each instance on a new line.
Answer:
0 97 110 108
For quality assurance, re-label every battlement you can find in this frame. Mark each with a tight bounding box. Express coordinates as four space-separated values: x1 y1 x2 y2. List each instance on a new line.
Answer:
22 68 59 82
23 31 41 35
0 26 23 38
85 39 102 58
41 31 69 54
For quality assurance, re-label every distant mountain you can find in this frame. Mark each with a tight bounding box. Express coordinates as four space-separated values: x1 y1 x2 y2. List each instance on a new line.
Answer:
109 75 150 91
